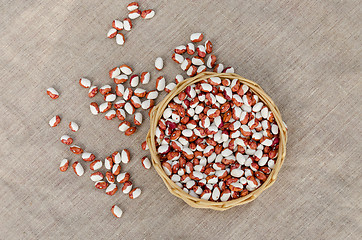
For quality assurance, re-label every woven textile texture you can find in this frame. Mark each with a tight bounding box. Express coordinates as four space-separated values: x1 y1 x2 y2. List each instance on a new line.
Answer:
0 0 361 239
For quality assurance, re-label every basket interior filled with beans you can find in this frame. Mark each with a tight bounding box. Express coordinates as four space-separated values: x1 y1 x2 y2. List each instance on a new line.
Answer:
147 72 288 211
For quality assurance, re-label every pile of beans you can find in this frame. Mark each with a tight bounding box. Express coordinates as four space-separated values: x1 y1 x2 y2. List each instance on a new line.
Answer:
155 77 280 202
107 2 155 46
171 33 234 77
80 63 158 137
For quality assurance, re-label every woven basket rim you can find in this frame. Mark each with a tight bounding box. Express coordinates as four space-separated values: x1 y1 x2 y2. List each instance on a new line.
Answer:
146 72 287 211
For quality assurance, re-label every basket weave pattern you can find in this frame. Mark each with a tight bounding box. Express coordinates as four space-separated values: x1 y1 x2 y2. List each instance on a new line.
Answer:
147 72 287 211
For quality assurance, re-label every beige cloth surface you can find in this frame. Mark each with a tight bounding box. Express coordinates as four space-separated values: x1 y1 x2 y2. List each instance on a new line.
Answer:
0 0 361 239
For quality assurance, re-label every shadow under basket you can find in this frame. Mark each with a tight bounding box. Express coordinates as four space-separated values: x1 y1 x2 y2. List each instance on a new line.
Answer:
146 72 288 211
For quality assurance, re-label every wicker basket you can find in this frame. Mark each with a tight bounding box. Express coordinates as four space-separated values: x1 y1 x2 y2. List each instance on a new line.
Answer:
146 72 287 211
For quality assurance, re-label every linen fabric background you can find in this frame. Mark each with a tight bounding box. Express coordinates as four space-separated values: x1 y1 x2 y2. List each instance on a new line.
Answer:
0 0 361 239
